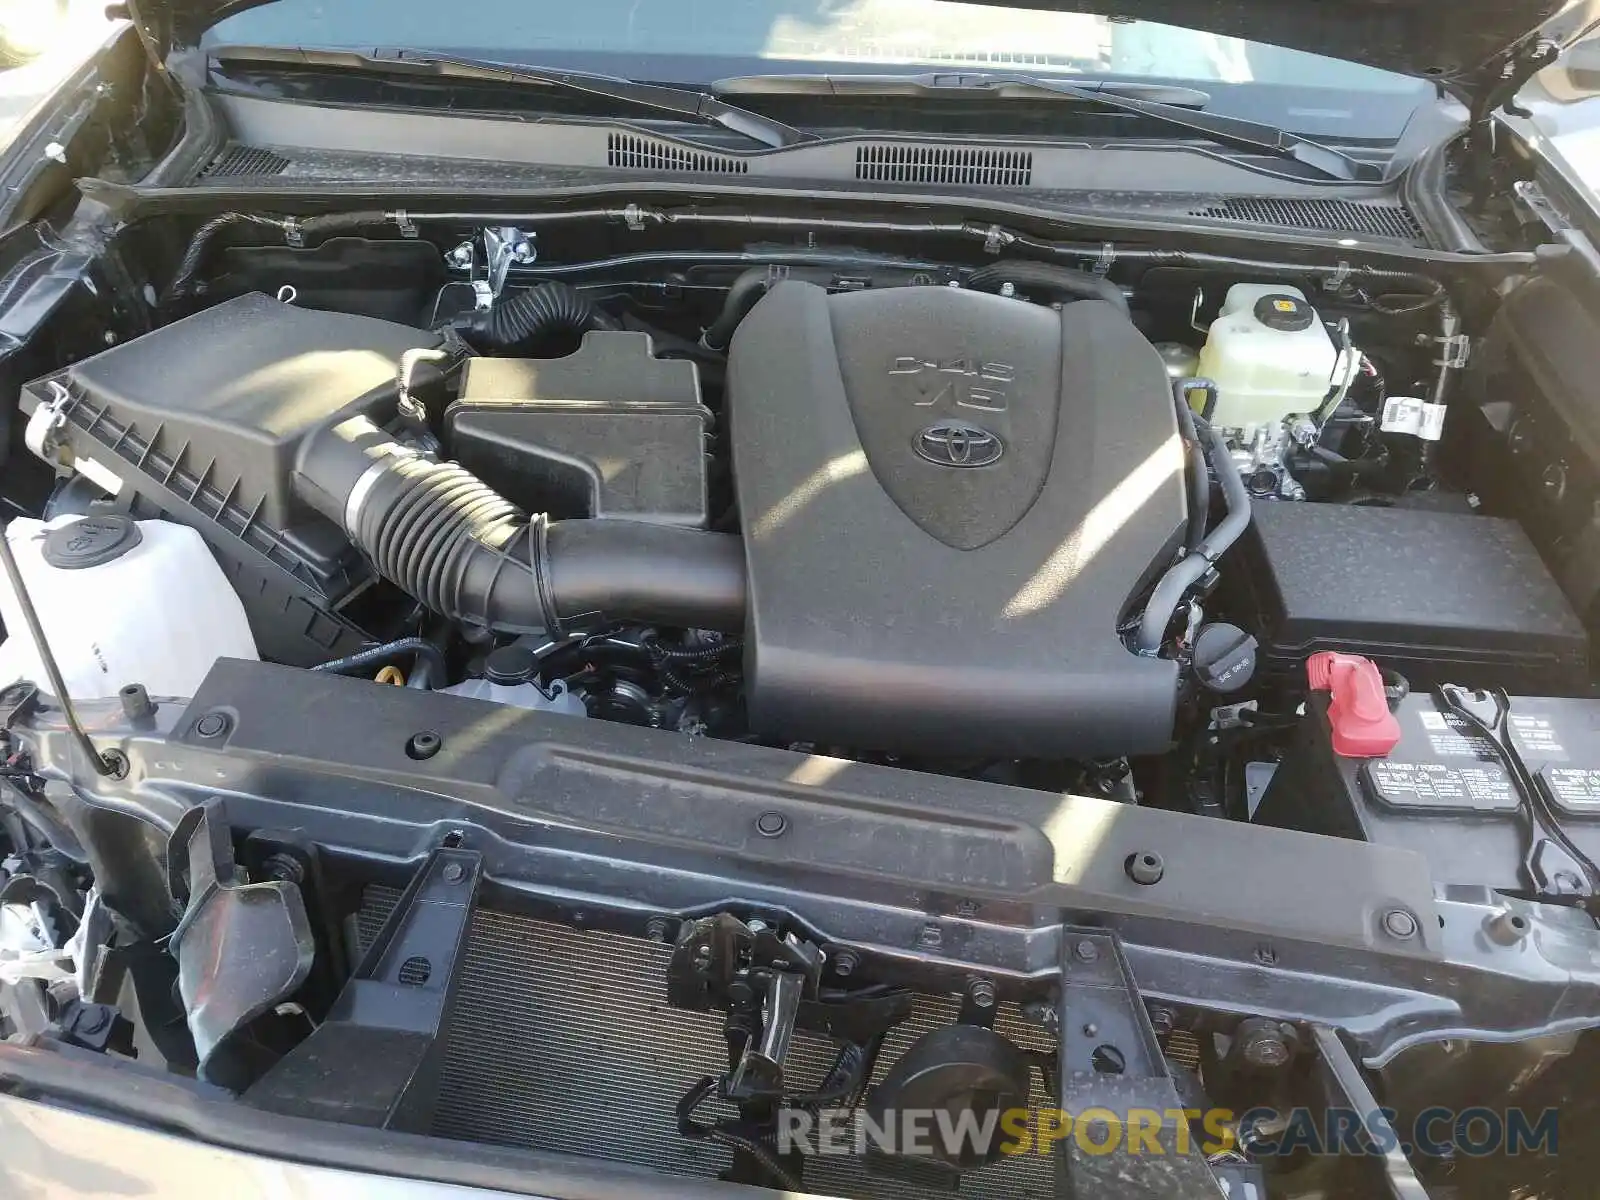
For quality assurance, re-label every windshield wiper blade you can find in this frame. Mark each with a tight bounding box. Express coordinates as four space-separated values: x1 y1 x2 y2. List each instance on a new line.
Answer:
715 72 1212 108
211 46 817 150
714 71 1377 182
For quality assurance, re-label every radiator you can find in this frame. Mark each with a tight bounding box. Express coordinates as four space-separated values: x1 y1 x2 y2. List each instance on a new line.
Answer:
360 891 1058 1200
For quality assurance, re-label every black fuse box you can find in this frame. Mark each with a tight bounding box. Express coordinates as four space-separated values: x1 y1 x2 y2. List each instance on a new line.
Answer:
1257 685 1600 892
1236 500 1590 694
445 331 711 527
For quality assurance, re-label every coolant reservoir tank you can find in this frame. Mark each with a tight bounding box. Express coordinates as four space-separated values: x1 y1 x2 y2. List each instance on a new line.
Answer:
0 515 258 699
1196 284 1338 429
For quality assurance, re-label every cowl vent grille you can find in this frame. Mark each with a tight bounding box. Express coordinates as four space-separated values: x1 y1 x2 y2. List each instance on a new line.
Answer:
855 144 1033 187
606 133 747 173
199 144 292 179
1188 197 1422 241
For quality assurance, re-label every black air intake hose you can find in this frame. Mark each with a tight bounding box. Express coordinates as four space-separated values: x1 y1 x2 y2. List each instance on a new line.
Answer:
965 260 1130 316
293 416 746 634
467 281 615 352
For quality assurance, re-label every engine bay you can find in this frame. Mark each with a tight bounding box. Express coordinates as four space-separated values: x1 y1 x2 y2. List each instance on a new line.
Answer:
10 208 1592 786
6 192 1600 1199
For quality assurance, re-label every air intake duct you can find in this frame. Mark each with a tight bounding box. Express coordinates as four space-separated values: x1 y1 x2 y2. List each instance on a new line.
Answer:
293 416 746 634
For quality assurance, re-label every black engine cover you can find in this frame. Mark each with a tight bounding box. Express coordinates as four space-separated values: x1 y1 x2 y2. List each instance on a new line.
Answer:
727 282 1185 757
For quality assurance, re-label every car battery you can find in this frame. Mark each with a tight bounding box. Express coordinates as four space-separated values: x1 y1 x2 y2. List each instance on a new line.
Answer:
1256 653 1600 893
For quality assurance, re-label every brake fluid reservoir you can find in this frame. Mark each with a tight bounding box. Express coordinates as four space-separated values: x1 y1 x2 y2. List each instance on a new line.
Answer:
1196 284 1338 429
0 515 258 699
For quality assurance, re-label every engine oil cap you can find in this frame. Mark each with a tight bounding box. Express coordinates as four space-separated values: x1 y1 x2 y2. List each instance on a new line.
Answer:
1307 651 1401 757
40 515 142 569
1253 293 1315 333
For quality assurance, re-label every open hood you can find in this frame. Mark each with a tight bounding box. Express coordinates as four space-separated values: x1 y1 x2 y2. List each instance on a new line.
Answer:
132 0 1581 105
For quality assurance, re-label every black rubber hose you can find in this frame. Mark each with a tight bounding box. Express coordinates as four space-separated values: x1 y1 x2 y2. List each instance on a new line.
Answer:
310 637 447 689
702 268 778 351
1171 378 1212 556
965 259 1130 316
160 210 395 307
472 281 604 351
160 212 292 305
293 416 746 635
1132 420 1252 655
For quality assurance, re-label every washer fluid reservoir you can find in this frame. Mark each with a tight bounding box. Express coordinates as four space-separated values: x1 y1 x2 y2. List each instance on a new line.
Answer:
0 515 258 699
1196 284 1339 431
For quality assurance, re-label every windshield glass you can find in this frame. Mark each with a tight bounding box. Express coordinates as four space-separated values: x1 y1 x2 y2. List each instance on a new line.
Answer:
208 0 1417 92
206 0 1431 139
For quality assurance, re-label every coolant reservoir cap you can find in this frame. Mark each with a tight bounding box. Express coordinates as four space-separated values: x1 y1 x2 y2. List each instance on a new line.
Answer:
40 515 142 569
1253 293 1315 333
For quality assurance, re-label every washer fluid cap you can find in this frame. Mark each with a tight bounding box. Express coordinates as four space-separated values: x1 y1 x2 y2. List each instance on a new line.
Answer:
41 515 143 569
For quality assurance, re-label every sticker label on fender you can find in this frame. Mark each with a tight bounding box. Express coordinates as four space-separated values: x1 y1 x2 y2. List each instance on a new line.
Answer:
1380 396 1447 441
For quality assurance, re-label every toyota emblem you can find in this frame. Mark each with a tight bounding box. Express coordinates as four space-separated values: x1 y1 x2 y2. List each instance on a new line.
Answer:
914 421 1004 468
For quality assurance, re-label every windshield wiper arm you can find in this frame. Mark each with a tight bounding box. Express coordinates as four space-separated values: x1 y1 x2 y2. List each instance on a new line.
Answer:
715 72 1212 108
714 71 1378 182
211 45 817 150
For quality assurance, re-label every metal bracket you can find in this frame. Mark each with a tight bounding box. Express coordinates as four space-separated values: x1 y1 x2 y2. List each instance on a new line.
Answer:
1057 930 1227 1199
1435 332 1472 370
165 800 315 1091
243 844 482 1131
1311 1026 1430 1199
393 209 418 239
479 226 537 310
1512 180 1572 235
1091 242 1117 278
668 912 910 1101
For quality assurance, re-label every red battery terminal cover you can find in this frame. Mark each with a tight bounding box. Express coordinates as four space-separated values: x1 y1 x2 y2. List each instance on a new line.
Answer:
1306 652 1401 757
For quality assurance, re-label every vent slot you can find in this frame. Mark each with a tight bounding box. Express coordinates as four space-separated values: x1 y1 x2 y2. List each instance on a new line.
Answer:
855 144 1033 187
199 144 292 179
605 133 747 174
1188 197 1423 241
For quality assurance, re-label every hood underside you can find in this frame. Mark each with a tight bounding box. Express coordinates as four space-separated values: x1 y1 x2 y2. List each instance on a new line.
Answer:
133 0 1578 95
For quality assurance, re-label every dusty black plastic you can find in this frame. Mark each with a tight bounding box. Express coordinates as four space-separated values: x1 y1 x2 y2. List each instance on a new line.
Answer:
165 800 316 1091
19 293 442 664
726 281 1185 757
445 332 712 527
244 847 482 1131
1236 500 1590 693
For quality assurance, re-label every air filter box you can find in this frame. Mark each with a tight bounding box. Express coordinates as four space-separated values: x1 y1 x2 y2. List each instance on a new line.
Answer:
444 332 711 526
19 292 441 664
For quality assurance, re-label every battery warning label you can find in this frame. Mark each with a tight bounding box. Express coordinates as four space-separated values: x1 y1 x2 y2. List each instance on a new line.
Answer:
1509 714 1569 763
1543 768 1600 812
1364 760 1519 812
